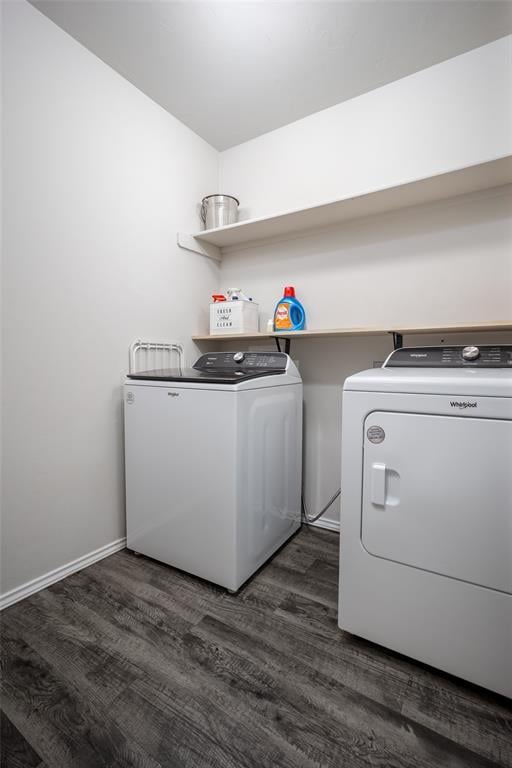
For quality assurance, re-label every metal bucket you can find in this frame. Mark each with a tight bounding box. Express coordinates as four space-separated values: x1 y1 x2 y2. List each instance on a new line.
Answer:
201 194 239 230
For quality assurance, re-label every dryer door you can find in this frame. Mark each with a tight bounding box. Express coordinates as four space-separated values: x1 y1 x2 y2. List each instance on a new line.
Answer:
361 412 512 593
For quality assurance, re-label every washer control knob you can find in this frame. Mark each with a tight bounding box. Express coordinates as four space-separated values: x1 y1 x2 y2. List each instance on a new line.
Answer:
462 345 480 361
233 352 245 363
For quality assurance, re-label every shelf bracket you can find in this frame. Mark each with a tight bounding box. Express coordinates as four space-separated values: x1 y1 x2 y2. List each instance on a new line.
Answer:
177 233 222 262
390 332 404 350
274 336 291 355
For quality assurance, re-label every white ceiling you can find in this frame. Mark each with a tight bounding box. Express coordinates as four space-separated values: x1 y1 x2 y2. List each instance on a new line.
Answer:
31 0 512 150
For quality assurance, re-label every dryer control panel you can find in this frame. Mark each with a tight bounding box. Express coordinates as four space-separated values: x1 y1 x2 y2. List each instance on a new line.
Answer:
385 345 512 368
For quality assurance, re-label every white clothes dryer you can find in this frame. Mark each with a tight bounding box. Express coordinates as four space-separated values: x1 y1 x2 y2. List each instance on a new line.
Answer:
339 344 512 698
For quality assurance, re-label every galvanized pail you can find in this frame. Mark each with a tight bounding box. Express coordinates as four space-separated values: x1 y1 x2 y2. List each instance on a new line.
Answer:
201 194 239 230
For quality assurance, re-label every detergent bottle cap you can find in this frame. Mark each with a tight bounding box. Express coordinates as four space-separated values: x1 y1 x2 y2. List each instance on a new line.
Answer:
283 286 295 298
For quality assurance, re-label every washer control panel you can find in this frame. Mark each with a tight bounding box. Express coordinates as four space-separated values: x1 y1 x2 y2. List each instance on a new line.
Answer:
385 345 512 368
194 351 288 371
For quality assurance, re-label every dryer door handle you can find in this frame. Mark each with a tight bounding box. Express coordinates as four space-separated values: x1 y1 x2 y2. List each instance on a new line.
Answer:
370 462 387 506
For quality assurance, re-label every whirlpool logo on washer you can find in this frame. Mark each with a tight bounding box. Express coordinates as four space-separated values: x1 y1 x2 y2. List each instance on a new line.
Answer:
450 400 477 409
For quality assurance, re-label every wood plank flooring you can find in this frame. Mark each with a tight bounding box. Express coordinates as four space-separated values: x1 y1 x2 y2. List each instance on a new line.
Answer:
1 527 511 768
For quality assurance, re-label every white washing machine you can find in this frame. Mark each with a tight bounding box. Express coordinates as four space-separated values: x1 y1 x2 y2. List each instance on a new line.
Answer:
124 351 302 591
339 344 512 698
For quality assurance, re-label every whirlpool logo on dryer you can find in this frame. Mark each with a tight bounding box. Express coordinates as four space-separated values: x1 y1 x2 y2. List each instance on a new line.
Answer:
450 400 478 409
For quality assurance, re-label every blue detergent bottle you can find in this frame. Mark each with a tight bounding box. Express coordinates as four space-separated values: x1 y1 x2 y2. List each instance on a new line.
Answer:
274 286 306 332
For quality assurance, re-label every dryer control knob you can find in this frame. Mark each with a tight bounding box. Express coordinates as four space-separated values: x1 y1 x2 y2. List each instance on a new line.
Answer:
233 352 245 363
462 345 480 361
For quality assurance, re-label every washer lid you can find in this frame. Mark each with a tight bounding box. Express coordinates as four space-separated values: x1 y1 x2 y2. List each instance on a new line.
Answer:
127 367 283 384
128 350 289 384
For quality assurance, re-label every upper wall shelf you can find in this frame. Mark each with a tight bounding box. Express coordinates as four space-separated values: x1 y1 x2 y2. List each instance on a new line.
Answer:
178 156 512 260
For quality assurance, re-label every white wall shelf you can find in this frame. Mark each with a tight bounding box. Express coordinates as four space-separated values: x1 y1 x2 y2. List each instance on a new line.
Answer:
179 156 512 257
193 321 512 344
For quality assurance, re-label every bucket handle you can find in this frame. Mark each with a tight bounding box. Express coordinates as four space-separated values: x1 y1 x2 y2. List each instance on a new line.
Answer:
200 198 208 225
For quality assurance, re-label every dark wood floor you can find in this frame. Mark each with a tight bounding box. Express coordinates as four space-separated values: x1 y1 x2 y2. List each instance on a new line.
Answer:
1 527 511 768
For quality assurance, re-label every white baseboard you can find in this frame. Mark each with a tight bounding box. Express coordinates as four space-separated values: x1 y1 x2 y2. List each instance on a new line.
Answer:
0 518 337 610
0 537 126 611
308 517 340 533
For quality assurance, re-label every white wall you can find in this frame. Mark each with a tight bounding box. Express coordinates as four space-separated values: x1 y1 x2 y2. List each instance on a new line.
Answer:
218 37 512 528
220 36 512 219
1 0 219 597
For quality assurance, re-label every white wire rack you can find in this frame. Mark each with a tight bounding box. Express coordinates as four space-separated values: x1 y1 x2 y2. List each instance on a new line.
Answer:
128 340 184 374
